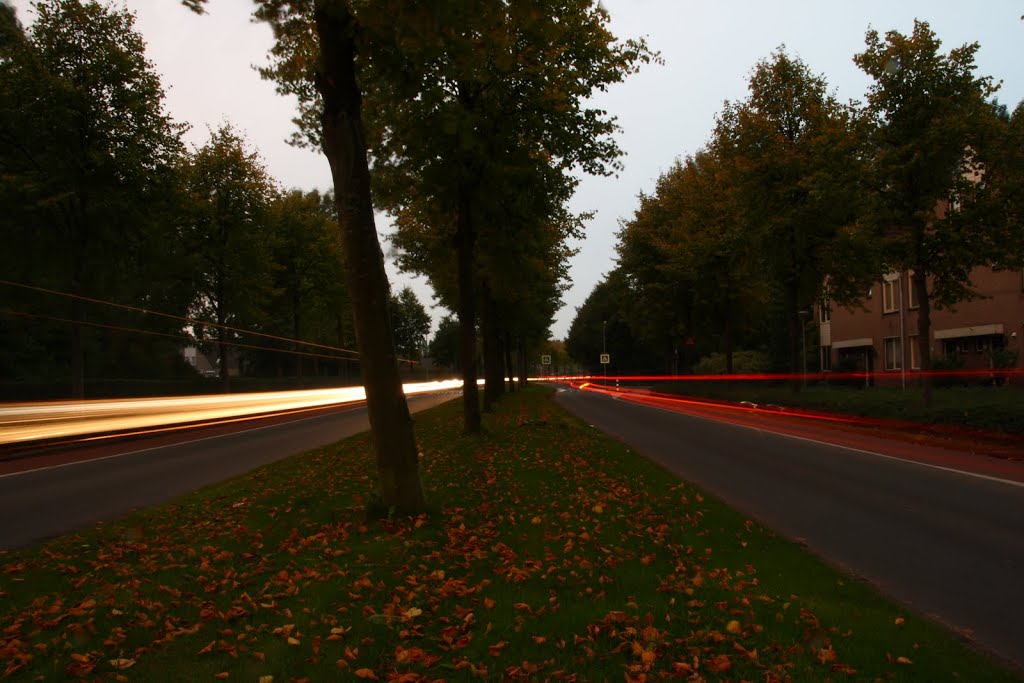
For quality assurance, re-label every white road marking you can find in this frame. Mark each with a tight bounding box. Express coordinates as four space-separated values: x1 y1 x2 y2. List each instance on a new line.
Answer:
579 391 1024 490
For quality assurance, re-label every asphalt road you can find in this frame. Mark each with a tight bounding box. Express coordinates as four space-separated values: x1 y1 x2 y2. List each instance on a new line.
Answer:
0 393 455 550
554 386 1024 670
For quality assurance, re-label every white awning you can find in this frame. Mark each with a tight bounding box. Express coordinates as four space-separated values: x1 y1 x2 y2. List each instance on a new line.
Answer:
934 324 1004 340
832 337 874 349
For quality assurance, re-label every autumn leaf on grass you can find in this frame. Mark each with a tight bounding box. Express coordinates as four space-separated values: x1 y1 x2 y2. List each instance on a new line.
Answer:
108 658 135 670
896 656 913 665
354 668 378 679
817 645 837 664
706 654 731 673
725 620 741 634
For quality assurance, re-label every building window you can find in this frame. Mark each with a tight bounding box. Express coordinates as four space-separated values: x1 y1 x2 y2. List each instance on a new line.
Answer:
821 346 832 371
819 299 831 323
976 338 988 354
907 271 919 309
883 337 902 370
908 335 920 370
882 279 899 313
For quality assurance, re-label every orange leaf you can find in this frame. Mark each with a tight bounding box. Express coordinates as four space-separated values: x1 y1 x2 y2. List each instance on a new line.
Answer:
896 656 913 665
725 620 741 634
354 669 378 679
214 673 229 680
706 654 731 673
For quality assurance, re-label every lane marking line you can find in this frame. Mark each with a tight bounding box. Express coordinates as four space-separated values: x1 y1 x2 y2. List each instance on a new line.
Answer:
577 392 1024 490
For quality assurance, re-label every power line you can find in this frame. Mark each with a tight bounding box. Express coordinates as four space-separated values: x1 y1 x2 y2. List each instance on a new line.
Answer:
0 278 363 359
0 278 422 364
1 309 362 363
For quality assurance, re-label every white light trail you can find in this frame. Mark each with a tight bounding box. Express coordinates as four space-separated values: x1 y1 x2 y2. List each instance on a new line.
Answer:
0 380 472 445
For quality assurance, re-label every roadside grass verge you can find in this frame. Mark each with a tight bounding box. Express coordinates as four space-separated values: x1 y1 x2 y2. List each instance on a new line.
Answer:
658 382 1024 436
1 388 1019 681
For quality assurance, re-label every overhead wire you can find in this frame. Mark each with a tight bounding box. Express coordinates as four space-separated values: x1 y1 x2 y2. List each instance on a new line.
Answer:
0 278 421 364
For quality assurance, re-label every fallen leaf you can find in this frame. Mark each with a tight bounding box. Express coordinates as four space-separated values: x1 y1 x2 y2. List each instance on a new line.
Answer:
726 620 741 634
897 656 913 665
354 669 378 679
108 658 135 670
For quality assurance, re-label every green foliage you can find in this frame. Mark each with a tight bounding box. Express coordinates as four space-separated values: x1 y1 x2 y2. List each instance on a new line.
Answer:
565 272 661 374
182 124 277 378
427 314 459 370
0 0 191 390
854 20 1003 307
694 350 772 375
388 286 430 361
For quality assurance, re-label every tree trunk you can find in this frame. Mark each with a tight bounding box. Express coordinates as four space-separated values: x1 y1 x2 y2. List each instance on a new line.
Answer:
784 282 801 393
455 188 481 433
481 283 504 411
518 337 528 389
70 295 84 399
505 331 515 393
216 286 230 393
914 267 933 407
314 3 424 512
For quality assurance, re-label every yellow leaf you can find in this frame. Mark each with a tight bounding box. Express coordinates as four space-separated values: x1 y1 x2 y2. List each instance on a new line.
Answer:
258 677 273 683
108 659 135 670
592 504 603 514
726 620 741 634
896 656 913 665
405 607 422 619
531 516 542 524
894 617 905 626
287 637 300 646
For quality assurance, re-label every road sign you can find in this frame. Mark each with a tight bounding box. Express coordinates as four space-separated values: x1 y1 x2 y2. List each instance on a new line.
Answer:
541 354 552 365
600 353 610 365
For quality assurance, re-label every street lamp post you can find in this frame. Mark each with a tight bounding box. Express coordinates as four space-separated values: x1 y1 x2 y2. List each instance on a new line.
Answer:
602 320 607 383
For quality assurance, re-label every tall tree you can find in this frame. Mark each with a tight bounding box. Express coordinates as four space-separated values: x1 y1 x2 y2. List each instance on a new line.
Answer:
263 188 351 381
389 286 431 362
364 1 654 430
194 0 428 512
714 48 871 387
183 124 276 390
2 0 186 397
854 20 1003 404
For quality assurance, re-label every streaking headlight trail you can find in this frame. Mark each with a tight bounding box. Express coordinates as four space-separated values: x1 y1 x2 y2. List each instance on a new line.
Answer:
0 380 472 446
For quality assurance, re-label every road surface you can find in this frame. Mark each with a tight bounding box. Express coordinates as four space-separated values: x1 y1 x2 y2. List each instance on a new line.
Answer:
0 393 455 549
554 385 1024 670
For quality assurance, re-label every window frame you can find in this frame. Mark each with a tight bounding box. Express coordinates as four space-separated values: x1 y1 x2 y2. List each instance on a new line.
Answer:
882 279 899 313
908 335 920 370
883 336 902 371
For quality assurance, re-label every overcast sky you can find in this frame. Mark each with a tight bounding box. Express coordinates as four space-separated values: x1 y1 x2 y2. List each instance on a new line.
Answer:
9 0 1023 339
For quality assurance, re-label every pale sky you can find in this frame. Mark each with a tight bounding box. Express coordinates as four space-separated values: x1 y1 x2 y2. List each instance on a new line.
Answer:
9 0 1023 339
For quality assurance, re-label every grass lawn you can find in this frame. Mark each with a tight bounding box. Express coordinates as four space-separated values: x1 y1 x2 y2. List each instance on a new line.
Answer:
658 382 1024 435
1 388 1019 681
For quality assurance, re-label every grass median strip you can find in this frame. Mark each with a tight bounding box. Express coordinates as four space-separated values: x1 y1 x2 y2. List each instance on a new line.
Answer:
1 387 1018 681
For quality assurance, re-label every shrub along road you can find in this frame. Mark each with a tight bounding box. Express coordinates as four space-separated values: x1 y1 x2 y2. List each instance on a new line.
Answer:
1 388 1019 680
555 384 1024 671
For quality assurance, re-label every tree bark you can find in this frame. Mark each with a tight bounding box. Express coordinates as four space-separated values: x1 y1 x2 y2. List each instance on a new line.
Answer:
480 282 504 411
504 330 515 393
455 187 481 432
314 3 425 511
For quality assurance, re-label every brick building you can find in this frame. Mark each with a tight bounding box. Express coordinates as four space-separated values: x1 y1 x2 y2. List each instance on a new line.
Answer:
816 267 1024 381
